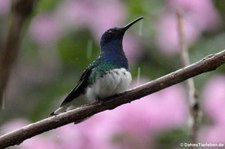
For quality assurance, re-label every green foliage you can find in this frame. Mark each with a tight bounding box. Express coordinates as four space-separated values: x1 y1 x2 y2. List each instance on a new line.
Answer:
155 129 188 149
37 0 60 12
58 30 99 70
214 0 225 20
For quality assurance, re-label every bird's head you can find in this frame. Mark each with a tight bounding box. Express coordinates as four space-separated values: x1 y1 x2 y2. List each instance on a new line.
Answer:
100 17 143 48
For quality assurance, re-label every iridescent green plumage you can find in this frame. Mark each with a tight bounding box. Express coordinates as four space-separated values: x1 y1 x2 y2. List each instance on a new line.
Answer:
88 58 121 85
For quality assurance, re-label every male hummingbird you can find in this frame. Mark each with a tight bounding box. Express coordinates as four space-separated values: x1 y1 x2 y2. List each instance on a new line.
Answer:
52 17 143 115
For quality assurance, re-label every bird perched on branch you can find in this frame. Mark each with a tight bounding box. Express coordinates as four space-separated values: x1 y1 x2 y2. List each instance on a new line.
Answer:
51 17 143 115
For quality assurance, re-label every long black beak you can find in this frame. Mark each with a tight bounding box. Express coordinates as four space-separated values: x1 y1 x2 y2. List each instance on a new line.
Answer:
122 16 144 32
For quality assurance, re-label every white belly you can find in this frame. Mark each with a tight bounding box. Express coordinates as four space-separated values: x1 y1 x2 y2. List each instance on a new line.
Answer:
85 68 132 102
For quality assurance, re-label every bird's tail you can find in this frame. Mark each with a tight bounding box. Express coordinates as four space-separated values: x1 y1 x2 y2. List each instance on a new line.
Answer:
51 104 91 124
51 95 86 115
50 105 68 116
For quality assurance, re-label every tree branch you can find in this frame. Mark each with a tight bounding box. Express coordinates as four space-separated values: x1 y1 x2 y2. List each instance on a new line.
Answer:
176 10 200 146
0 49 225 148
0 0 37 108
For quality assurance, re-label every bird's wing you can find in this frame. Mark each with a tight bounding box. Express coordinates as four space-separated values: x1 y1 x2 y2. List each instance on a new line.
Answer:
60 66 93 106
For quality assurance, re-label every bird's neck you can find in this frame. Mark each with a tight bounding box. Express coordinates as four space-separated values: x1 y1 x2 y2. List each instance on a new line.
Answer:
100 41 128 69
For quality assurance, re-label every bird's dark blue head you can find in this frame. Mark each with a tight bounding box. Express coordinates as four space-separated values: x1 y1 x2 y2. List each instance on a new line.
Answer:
100 17 143 68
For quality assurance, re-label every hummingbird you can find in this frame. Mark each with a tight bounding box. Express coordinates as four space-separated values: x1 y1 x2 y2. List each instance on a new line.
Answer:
51 17 143 115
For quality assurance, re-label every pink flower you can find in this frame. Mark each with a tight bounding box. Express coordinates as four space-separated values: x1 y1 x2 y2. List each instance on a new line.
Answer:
0 0 11 17
124 33 143 65
168 0 221 31
199 75 225 144
55 0 94 29
87 0 126 39
55 0 142 64
20 136 60 149
30 0 142 64
155 0 221 55
199 125 225 145
202 75 225 125
29 13 61 45
55 108 125 149
155 13 200 55
0 119 29 135
55 0 126 39
54 124 86 149
118 83 188 136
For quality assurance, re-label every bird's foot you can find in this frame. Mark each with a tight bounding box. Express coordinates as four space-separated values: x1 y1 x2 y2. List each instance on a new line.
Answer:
97 95 118 110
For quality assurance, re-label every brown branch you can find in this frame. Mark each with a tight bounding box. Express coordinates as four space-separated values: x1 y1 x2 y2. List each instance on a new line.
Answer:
176 10 200 146
0 49 225 148
0 0 37 108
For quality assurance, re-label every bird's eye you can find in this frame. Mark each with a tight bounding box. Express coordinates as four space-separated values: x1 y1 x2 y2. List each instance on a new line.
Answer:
108 30 113 34
101 29 116 43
